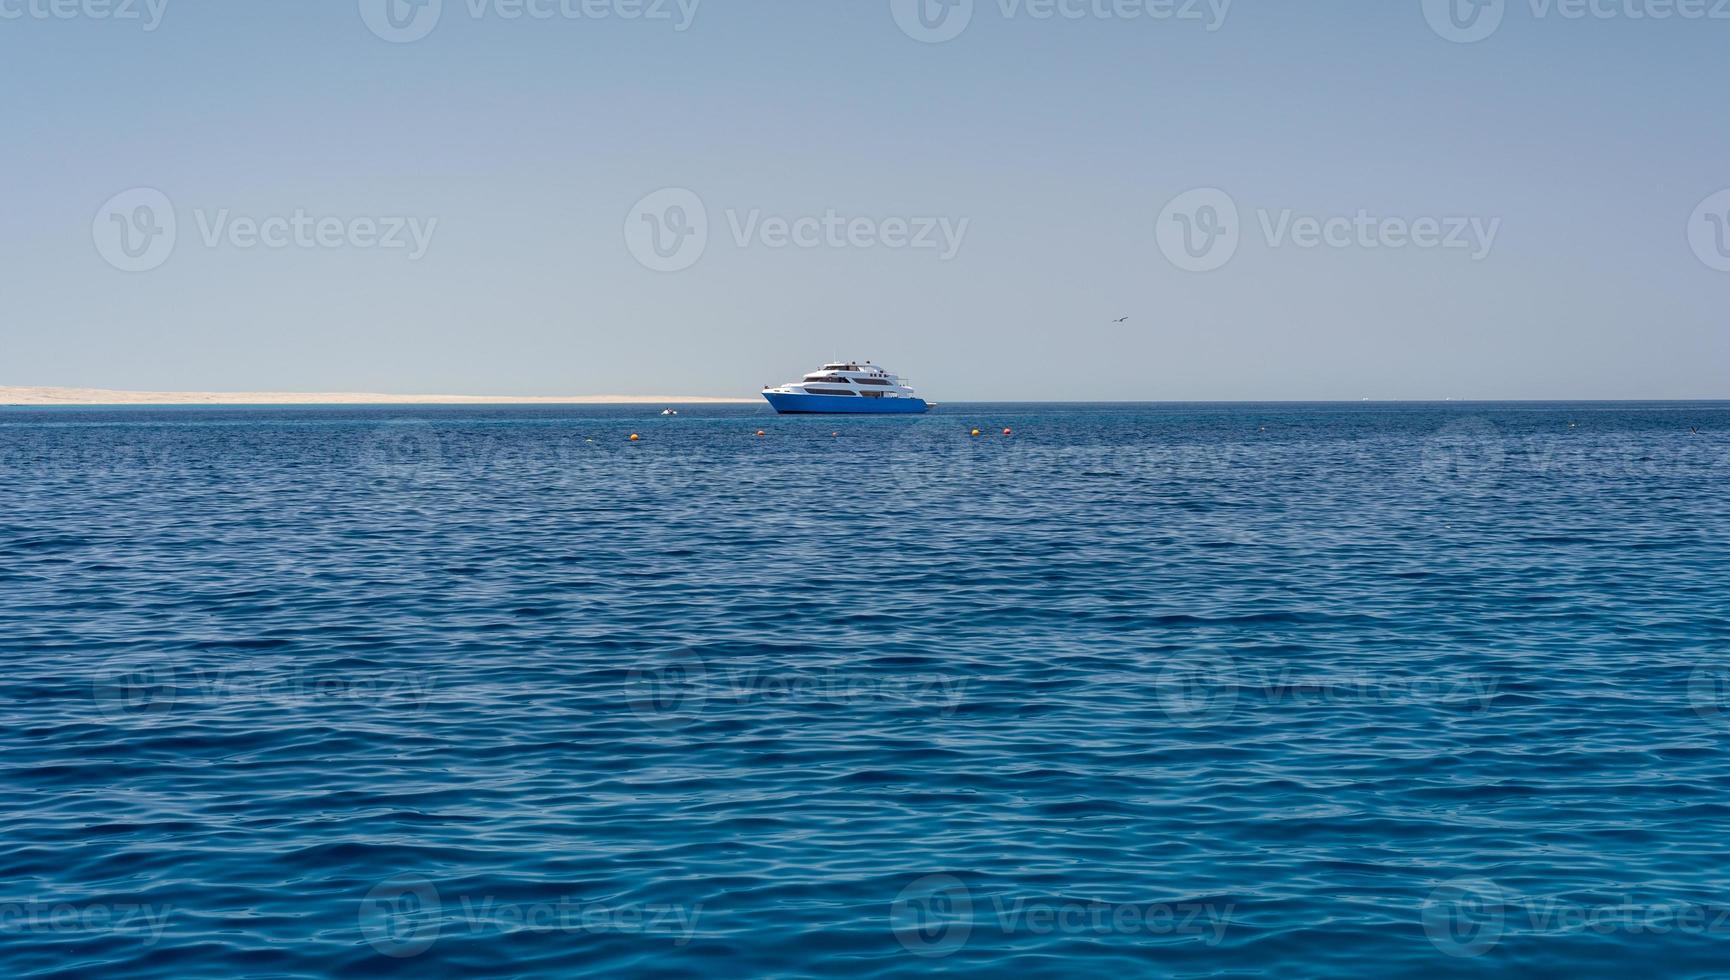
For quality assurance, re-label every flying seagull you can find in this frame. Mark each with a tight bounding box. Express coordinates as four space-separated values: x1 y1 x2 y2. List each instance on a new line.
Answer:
1112 316 1130 324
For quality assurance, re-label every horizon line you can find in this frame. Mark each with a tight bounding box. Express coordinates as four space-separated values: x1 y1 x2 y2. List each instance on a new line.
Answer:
4 386 1728 408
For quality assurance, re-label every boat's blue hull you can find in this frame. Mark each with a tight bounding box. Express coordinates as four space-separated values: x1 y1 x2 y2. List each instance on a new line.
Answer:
763 392 929 415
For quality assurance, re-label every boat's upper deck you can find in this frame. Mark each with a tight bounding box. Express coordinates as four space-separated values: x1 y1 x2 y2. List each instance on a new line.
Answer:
800 362 903 384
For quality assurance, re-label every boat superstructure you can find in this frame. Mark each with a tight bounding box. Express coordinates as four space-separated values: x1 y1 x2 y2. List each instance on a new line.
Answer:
762 361 929 415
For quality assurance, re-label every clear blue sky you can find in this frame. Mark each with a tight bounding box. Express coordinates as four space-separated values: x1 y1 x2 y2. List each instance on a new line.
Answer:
3 0 1727 400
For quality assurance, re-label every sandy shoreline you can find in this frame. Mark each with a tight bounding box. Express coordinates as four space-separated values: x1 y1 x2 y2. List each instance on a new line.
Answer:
0 386 758 407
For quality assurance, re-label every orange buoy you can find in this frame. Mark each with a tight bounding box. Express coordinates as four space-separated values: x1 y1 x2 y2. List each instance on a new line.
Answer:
970 429 981 437
1002 428 1013 436
756 430 767 437
629 434 640 441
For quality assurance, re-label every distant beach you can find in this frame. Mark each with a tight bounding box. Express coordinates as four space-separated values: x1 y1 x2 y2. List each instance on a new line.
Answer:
0 386 757 407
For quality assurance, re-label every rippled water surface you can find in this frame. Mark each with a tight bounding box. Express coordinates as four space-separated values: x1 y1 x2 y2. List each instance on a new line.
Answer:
3 402 1729 978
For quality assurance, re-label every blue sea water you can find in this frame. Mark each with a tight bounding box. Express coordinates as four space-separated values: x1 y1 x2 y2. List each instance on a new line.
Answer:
2 402 1728 979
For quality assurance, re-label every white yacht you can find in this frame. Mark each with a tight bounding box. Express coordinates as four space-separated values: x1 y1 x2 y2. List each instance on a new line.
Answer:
762 361 930 415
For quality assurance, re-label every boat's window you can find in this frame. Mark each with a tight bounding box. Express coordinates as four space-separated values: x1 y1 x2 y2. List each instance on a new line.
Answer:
855 378 891 386
804 388 856 396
